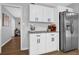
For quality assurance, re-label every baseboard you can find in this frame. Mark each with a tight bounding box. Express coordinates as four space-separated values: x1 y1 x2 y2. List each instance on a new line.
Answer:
21 48 29 50
1 37 12 47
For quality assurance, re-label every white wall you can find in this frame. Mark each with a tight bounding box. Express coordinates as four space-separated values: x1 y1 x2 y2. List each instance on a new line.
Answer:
11 18 15 36
1 6 13 45
21 4 29 50
2 27 12 44
15 18 20 30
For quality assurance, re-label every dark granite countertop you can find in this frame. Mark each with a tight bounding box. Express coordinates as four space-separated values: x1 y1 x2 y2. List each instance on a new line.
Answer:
28 31 59 33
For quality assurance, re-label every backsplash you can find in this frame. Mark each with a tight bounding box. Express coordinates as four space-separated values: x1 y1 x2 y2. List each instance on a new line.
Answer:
28 22 56 32
28 23 50 31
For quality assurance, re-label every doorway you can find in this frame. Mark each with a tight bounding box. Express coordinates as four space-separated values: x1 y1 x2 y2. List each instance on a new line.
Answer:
1 5 22 54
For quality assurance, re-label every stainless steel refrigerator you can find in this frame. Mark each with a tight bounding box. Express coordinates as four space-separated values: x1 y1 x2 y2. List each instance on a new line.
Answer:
59 11 78 52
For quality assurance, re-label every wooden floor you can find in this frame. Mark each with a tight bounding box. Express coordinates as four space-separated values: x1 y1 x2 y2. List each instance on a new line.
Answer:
1 36 29 55
44 50 79 55
1 36 79 55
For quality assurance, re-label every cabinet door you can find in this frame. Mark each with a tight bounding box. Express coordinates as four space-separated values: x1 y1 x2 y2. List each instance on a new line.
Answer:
43 7 48 22
29 33 46 55
54 33 59 50
43 7 55 22
47 8 55 22
30 4 43 22
49 8 55 22
29 34 40 55
39 33 46 54
46 33 57 52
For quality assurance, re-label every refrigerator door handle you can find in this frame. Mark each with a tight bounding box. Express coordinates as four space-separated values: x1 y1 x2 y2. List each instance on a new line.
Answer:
70 24 72 33
72 24 74 34
70 20 74 34
70 23 72 34
71 20 74 34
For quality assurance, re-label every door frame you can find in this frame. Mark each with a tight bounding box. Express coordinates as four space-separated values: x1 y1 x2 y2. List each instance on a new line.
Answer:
0 4 23 53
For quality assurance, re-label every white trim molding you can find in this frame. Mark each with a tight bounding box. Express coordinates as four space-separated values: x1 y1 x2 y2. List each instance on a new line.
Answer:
21 48 29 51
1 37 12 47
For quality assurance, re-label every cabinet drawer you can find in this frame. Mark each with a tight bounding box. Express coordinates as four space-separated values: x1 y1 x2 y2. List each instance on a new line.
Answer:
51 34 55 36
47 33 56 37
36 34 41 37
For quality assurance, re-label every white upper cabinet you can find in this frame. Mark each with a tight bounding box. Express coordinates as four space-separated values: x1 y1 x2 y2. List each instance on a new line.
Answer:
29 4 55 22
30 4 43 22
29 33 46 55
43 6 55 22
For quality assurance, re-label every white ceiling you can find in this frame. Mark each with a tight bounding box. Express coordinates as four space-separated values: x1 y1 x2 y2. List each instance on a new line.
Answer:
14 3 71 7
4 6 22 17
3 3 72 7
38 3 72 7
2 3 72 17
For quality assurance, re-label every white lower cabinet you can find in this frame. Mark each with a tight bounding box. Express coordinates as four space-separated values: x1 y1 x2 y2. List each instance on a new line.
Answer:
39 33 46 54
29 33 46 55
29 33 59 55
29 34 39 55
46 33 58 52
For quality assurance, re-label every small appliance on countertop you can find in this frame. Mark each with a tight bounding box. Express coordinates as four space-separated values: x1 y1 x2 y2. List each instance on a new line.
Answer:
47 23 56 32
30 24 35 31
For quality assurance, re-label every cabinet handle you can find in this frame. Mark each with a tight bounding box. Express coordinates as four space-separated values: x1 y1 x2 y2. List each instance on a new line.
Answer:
37 39 40 44
36 35 40 37
51 34 55 36
51 38 54 42
48 18 51 22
